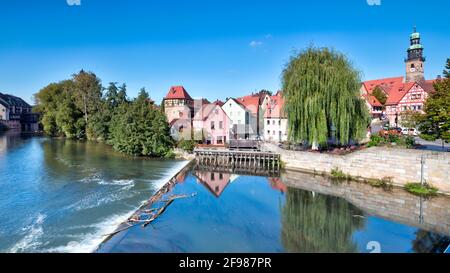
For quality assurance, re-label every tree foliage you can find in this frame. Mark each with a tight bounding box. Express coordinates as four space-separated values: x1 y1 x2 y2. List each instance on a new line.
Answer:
372 86 387 105
107 88 174 157
33 71 174 157
282 47 370 148
416 58 450 146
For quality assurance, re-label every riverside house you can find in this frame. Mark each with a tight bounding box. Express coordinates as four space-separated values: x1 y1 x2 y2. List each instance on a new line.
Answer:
192 100 231 145
263 91 288 143
222 91 270 140
163 86 231 144
163 86 194 141
0 92 39 132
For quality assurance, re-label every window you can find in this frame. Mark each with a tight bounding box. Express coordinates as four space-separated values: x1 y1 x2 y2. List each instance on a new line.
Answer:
273 131 275 135
219 173 223 180
272 120 275 125
238 120 241 124
267 120 270 125
219 121 223 129
267 130 270 134
211 121 215 130
278 120 281 126
211 173 215 181
215 109 219 115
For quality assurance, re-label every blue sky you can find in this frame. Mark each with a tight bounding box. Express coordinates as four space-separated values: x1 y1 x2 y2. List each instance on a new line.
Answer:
0 0 449 104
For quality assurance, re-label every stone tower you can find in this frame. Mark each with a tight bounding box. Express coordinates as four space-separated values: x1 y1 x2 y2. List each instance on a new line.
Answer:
405 26 425 83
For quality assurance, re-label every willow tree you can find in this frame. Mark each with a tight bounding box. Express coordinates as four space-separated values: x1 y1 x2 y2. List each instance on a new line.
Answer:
282 47 370 148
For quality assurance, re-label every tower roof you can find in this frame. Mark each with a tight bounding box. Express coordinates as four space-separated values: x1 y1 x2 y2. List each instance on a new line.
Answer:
164 86 193 100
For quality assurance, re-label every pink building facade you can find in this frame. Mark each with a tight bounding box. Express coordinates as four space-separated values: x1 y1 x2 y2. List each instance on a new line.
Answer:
193 101 231 145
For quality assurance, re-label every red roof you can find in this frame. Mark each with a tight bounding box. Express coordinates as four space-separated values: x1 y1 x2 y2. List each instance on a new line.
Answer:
362 76 404 93
235 95 260 115
363 93 383 107
264 93 285 118
213 100 224 107
164 86 193 100
385 82 415 105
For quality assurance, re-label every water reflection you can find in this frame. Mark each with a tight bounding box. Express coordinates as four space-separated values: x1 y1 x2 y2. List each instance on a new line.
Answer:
99 166 450 253
281 187 365 253
412 230 450 253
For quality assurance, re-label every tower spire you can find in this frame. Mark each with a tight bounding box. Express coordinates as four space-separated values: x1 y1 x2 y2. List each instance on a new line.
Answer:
405 26 425 83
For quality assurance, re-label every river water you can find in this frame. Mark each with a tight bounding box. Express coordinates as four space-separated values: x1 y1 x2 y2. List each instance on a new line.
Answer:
1 133 449 253
0 133 188 252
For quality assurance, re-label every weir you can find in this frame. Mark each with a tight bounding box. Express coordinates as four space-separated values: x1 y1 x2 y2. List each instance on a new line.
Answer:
194 149 281 173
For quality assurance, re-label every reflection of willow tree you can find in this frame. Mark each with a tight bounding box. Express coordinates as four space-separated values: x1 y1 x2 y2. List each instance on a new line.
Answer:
412 230 450 253
281 188 366 253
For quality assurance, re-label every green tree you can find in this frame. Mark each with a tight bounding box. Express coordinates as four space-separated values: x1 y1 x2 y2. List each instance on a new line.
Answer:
108 88 173 157
34 80 77 137
282 47 370 149
72 70 103 134
416 59 450 149
399 110 421 129
372 86 387 106
89 82 129 141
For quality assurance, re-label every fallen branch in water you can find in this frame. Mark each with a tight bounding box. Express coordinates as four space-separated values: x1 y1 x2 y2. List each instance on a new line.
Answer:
104 192 197 236
143 193 197 227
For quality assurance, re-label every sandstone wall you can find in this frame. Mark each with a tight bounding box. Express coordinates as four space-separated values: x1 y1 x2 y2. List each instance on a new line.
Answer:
263 143 450 193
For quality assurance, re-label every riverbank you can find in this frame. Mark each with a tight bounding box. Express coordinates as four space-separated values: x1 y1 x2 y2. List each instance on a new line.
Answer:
262 142 450 195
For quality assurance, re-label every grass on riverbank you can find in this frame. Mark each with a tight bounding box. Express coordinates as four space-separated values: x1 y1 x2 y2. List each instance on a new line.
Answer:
405 182 438 197
329 167 394 190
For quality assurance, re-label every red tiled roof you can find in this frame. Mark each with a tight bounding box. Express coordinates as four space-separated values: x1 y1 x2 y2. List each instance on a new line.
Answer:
362 76 404 93
363 93 383 107
164 86 193 100
235 95 260 115
385 82 416 105
264 93 285 118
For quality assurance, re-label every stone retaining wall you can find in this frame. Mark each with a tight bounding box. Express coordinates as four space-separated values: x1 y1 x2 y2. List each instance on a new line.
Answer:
263 143 450 193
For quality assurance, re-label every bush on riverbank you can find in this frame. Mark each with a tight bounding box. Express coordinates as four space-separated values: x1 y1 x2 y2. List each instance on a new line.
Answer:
405 182 438 197
177 139 196 153
34 71 174 157
367 134 415 148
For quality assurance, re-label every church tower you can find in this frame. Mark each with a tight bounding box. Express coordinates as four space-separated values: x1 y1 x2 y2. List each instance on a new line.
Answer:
405 26 425 83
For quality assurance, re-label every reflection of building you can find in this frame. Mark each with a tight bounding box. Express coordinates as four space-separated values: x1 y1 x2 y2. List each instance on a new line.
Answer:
194 170 231 197
360 28 436 126
0 92 40 132
268 177 287 193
